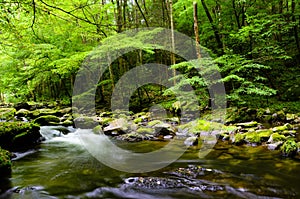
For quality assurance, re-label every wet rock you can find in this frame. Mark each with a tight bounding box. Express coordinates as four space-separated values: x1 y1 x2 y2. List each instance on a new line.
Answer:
153 123 176 137
123 175 223 192
103 118 128 135
118 132 148 142
184 136 198 146
267 141 283 150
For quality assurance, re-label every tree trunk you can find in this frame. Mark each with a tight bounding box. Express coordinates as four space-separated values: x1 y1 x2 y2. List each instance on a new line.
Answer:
134 0 149 27
193 2 201 59
167 0 176 85
107 54 115 90
201 0 223 54
116 0 122 32
291 0 300 59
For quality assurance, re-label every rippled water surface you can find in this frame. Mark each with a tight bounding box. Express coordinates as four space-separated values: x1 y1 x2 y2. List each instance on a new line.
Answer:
2 126 300 198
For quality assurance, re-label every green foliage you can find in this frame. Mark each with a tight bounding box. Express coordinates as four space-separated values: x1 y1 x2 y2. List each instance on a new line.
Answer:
215 54 276 105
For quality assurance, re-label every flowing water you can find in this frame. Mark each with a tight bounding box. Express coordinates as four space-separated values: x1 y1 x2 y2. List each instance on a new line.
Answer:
1 126 300 199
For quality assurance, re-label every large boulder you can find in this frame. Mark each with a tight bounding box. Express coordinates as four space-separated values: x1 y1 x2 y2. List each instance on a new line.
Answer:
0 122 41 151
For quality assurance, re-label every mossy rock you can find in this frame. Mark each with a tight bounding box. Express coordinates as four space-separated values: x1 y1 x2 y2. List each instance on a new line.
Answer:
0 122 41 151
148 120 164 127
97 117 113 125
61 119 74 127
281 130 297 135
280 139 298 157
235 121 259 128
15 109 31 118
256 129 273 139
268 133 286 143
232 133 245 144
244 132 261 143
119 132 146 142
59 107 72 115
272 110 286 121
272 124 292 132
133 117 143 124
92 125 102 133
74 116 98 129
34 115 61 126
0 108 16 121
178 119 223 135
31 108 60 118
286 113 296 121
136 127 154 134
0 147 12 177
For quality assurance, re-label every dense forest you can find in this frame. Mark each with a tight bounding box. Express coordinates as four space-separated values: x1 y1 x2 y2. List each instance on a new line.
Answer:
0 0 299 112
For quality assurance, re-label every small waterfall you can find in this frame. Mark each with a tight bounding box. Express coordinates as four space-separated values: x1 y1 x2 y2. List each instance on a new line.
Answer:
39 126 81 145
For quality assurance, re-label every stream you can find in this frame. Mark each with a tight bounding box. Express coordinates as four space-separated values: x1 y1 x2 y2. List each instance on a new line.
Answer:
1 126 300 198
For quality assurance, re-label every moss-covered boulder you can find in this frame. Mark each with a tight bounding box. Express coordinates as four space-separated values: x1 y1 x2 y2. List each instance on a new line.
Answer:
0 108 16 121
31 108 60 118
0 147 11 177
147 120 164 127
244 132 261 143
0 122 41 151
272 123 293 132
280 139 298 157
15 109 31 118
136 127 154 134
256 129 273 139
74 116 98 129
232 133 245 144
34 115 61 126
267 133 286 143
178 119 223 136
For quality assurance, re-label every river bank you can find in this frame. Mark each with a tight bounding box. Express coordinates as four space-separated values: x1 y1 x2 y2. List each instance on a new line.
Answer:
0 102 300 196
